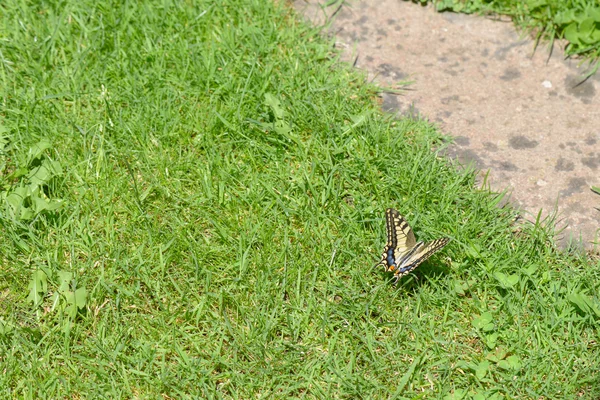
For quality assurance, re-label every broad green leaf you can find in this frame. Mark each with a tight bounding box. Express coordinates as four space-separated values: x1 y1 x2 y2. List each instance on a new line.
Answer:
486 347 508 363
475 360 490 380
443 388 467 400
31 192 63 214
578 19 596 44
494 272 519 288
484 393 503 400
466 243 483 259
485 332 499 349
74 287 88 309
57 271 73 292
588 7 600 22
64 291 77 318
523 265 538 276
20 206 34 220
45 199 63 211
526 0 547 11
5 186 30 210
28 159 62 190
497 355 522 371
472 312 494 331
28 163 53 189
568 293 600 318
9 166 29 179
27 270 48 304
555 9 576 25
27 140 52 164
456 360 475 371
264 93 286 120
564 23 582 45
454 280 469 295
274 120 292 136
0 319 15 335
61 285 87 319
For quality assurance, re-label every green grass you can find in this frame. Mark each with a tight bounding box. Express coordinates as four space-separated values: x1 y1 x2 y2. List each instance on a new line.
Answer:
431 0 600 75
1 0 599 398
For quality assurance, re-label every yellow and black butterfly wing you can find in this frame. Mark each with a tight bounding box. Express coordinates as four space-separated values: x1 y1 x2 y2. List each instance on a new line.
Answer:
387 208 416 258
392 237 450 282
375 208 416 272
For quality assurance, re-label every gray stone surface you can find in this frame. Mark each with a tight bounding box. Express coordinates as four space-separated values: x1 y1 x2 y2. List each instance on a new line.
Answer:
294 0 600 249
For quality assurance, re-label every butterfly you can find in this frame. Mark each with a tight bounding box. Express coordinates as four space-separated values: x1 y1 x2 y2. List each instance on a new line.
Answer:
375 208 450 283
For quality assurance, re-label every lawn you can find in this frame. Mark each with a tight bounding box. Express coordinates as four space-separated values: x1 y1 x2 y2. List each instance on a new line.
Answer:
1 0 599 398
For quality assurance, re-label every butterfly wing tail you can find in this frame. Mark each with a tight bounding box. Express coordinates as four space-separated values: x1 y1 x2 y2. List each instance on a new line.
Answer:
373 255 387 270
391 238 450 284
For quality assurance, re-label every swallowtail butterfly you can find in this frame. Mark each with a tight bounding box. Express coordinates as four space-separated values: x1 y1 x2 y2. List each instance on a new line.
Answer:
375 208 449 283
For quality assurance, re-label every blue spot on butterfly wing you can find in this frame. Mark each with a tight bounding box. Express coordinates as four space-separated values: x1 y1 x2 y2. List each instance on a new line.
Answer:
386 248 395 267
398 264 416 274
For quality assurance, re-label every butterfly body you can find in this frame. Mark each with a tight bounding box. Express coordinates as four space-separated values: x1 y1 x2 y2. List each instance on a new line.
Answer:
375 208 449 283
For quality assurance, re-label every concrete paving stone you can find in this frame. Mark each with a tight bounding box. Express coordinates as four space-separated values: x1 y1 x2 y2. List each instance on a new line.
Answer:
294 0 600 250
